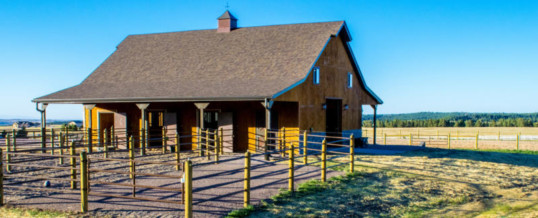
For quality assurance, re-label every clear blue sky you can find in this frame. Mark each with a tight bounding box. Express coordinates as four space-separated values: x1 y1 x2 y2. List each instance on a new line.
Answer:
1 0 537 120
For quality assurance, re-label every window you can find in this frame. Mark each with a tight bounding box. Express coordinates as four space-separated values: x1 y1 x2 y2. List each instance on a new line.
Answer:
313 67 320 85
347 72 353 88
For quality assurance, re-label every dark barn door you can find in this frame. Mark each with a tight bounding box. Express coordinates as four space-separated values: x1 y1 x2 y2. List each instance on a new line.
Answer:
325 99 342 136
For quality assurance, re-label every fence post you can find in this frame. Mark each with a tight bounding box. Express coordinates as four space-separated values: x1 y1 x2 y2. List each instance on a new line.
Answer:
321 139 327 182
140 128 145 156
184 160 192 218
448 133 451 149
475 133 479 149
214 129 219 163
220 128 224 155
303 131 308 165
175 133 180 171
145 125 149 154
409 133 412 146
197 127 202 157
289 142 294 192
264 128 269 161
498 131 501 140
41 127 46 153
205 129 210 160
244 151 251 207
111 126 115 149
162 126 167 154
281 128 286 157
6 134 11 173
50 129 55 155
129 136 135 179
104 129 109 158
0 148 3 206
80 150 88 213
383 133 386 145
437 130 439 138
87 128 93 153
59 132 64 165
11 129 16 152
516 135 519 150
350 134 355 173
70 141 77 189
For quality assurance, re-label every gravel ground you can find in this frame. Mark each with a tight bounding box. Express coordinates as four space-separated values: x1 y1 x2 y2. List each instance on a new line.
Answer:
2 145 341 217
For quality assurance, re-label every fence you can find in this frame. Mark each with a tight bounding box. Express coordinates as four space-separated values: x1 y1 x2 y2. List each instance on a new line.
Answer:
0 127 358 217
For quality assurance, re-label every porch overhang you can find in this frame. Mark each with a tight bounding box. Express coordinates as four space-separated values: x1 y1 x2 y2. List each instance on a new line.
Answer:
32 96 272 104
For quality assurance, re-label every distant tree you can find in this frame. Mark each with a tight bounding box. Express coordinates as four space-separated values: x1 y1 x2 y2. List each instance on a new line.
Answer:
474 120 483 127
488 120 496 127
534 122 538 127
465 120 474 127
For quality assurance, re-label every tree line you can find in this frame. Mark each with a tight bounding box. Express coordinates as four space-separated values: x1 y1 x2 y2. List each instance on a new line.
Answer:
362 112 538 128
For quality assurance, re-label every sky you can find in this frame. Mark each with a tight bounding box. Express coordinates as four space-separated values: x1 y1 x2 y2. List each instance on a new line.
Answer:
0 0 537 120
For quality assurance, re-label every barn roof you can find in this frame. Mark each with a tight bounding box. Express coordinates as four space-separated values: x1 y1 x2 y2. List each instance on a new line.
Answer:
34 21 382 104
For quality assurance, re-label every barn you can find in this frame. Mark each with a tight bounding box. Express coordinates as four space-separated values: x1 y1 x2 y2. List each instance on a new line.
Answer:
33 11 382 152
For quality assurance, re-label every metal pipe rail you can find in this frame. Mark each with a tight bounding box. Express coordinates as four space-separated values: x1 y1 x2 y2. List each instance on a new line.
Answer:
89 192 182 205
89 168 182 179
4 174 79 183
3 185 81 194
89 180 182 192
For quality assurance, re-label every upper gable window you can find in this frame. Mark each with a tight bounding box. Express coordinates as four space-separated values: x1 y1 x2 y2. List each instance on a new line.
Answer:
313 67 320 85
347 72 353 88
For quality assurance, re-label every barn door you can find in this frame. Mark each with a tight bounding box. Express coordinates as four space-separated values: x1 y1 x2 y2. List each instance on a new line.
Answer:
218 112 234 152
326 99 342 137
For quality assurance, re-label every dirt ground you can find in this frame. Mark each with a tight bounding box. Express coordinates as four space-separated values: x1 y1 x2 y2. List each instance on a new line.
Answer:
2 149 341 217
251 148 538 217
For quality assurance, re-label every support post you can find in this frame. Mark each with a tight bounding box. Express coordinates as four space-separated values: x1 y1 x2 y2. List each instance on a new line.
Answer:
289 142 294 192
129 136 134 179
41 127 46 153
303 131 308 165
321 139 327 182
80 151 88 213
50 129 55 155
136 103 149 155
214 129 219 163
281 127 286 157
37 103 48 153
59 132 64 165
263 99 273 160
87 128 93 153
175 133 180 171
205 129 210 160
372 105 377 145
140 128 145 156
70 141 77 189
220 128 224 155
350 134 355 173
184 160 192 218
409 133 412 146
194 103 209 156
264 128 269 160
244 151 251 207
383 133 386 145
6 134 11 173
162 126 167 154
104 129 109 158
11 129 16 152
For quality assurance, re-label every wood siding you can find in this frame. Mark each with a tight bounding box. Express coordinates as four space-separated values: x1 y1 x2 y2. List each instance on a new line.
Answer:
275 33 376 131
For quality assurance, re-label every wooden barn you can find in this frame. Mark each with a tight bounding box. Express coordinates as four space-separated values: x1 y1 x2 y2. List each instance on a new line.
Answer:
33 11 382 152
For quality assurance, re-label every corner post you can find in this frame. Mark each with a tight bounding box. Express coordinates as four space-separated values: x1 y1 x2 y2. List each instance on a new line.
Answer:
262 99 273 160
244 151 251 208
83 104 95 153
80 150 88 213
194 103 209 156
136 103 150 156
184 160 193 218
289 142 294 192
321 139 327 182
175 133 181 171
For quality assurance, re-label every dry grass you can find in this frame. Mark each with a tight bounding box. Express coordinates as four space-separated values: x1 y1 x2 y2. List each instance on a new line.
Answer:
363 127 538 137
241 149 538 217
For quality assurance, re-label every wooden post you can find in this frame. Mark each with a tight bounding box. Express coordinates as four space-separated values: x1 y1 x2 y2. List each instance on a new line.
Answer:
264 128 269 160
409 133 412 146
198 128 202 157
80 151 88 213
0 149 3 206
437 130 439 138
70 141 77 189
41 127 46 153
214 129 218 163
475 133 479 149
281 127 286 157
104 129 109 158
97 128 101 153
448 133 451 149
184 160 192 218
349 134 355 173
87 128 93 153
5 134 11 173
175 133 181 171
516 135 519 150
11 129 16 152
303 131 308 165
289 142 294 192
129 136 134 179
205 129 210 160
383 133 386 145
144 122 149 154
162 127 167 154
59 132 64 165
111 126 115 149
244 151 251 207
321 139 327 182
498 131 501 141
50 129 55 155
220 128 224 155
140 128 145 156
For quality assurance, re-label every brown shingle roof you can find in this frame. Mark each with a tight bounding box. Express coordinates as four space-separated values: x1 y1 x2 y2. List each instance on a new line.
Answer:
34 21 348 103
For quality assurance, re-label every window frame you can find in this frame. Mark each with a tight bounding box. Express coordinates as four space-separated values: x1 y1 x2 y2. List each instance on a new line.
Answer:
313 67 320 85
347 72 353 88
